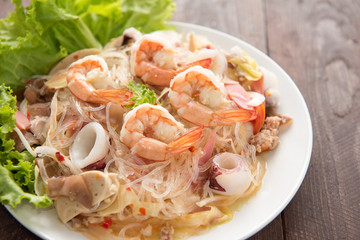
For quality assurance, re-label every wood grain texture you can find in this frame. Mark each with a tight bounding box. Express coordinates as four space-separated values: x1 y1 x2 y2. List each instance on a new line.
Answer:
0 206 39 240
1 0 360 239
265 0 360 239
173 0 267 52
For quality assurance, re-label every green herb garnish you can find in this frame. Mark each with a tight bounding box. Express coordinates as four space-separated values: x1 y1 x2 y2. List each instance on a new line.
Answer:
126 81 158 109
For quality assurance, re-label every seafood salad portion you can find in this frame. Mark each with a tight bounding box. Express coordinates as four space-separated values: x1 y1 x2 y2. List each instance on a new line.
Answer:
14 28 291 239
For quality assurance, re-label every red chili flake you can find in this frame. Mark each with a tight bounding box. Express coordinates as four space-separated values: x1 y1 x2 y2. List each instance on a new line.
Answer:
27 112 30 120
101 218 113 229
74 55 79 60
139 207 146 216
126 187 131 191
261 145 270 151
55 152 65 162
205 44 212 49
189 146 197 152
24 79 31 84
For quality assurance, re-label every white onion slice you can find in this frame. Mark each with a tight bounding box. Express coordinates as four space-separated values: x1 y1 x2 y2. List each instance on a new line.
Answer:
209 153 252 195
45 71 68 89
35 146 82 174
70 122 109 169
19 99 28 115
247 91 265 107
13 127 36 157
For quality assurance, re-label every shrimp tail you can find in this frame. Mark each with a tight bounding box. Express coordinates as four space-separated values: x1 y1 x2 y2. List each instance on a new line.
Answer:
141 63 177 86
213 109 257 125
177 58 212 73
168 125 204 155
94 89 134 105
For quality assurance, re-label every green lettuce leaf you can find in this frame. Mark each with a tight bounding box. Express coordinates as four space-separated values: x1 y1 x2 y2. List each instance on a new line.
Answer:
0 1 68 90
0 85 52 208
0 85 17 159
0 165 52 208
0 0 175 90
4 151 36 194
126 81 157 109
116 0 175 38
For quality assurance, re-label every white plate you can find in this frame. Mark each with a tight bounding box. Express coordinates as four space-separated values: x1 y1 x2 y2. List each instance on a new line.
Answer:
7 22 313 240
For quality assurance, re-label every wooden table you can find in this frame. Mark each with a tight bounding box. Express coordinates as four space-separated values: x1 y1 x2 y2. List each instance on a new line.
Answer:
1 0 359 239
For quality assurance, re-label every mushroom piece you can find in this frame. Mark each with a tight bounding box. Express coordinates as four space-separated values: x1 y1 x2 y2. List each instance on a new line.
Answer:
70 122 110 169
48 171 119 223
48 174 93 208
208 152 252 195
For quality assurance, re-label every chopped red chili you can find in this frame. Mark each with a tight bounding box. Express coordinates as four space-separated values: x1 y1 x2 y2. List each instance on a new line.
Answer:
189 146 197 152
139 207 146 216
101 218 113 229
126 187 131 191
55 152 65 162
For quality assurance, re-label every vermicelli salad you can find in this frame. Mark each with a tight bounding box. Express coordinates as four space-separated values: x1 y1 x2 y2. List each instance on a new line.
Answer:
15 28 291 239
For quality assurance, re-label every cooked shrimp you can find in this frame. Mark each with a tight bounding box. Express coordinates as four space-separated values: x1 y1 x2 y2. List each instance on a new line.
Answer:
67 55 133 105
169 66 257 127
131 35 212 86
119 103 204 161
